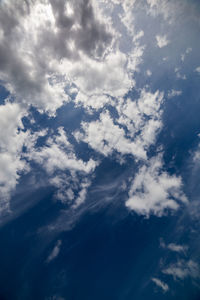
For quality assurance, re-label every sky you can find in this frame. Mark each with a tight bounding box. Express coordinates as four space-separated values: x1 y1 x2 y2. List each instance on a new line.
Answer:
0 0 200 299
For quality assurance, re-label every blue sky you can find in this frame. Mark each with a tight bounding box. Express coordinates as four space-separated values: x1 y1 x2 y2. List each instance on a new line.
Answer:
0 0 200 299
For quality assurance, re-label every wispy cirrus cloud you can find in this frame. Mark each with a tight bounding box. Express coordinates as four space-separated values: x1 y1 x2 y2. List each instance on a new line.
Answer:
152 277 169 292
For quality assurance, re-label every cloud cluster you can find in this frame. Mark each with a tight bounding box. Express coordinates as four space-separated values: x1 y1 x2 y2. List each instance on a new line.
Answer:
28 127 98 207
0 0 191 219
75 89 164 161
0 0 116 113
163 259 199 281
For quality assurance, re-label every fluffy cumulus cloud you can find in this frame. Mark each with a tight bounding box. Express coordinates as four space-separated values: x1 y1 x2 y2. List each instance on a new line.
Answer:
126 155 187 217
75 110 146 159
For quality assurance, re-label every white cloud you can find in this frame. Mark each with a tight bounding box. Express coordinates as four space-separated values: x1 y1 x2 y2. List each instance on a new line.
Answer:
70 50 136 110
73 179 92 208
167 243 188 253
163 260 199 280
0 100 52 214
167 89 182 99
75 89 164 162
47 240 62 263
0 102 30 212
117 89 163 150
195 66 200 74
146 69 152 76
50 173 92 208
156 35 170 48
28 127 97 207
29 127 97 175
75 110 146 159
160 240 188 254
152 277 169 292
126 155 188 217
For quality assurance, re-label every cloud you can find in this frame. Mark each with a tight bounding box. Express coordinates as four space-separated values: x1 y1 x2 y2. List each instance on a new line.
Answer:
156 35 170 48
0 0 115 114
160 239 188 254
152 277 169 292
174 68 187 80
126 155 188 217
29 127 97 174
181 47 192 62
0 102 29 212
163 259 199 281
50 173 92 208
0 0 194 222
167 243 187 253
0 0 147 114
146 0 200 25
71 50 136 110
0 0 146 212
75 110 147 159
195 66 200 74
75 89 164 160
167 89 182 99
27 127 97 206
146 69 152 76
47 240 62 263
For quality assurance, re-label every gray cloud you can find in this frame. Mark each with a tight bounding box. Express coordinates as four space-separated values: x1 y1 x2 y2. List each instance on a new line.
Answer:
0 0 113 113
49 0 113 59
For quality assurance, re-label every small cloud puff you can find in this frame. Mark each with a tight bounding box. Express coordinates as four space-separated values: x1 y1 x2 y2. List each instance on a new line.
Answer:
195 66 200 74
47 240 62 263
152 277 169 292
156 35 170 48
160 239 188 254
167 89 182 99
